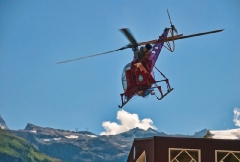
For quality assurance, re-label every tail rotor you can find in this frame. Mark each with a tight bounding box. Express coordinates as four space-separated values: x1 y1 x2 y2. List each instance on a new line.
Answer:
167 9 178 35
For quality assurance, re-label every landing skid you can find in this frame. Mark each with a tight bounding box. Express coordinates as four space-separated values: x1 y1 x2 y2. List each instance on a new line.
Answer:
118 94 132 108
155 88 174 100
118 99 130 108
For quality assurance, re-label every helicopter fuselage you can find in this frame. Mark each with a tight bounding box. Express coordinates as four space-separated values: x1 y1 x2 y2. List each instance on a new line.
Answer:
118 29 173 108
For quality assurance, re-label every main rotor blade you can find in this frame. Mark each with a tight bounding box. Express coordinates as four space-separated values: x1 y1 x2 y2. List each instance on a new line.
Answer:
138 34 183 46
56 29 223 64
138 29 223 46
174 29 224 40
56 47 126 64
120 28 138 47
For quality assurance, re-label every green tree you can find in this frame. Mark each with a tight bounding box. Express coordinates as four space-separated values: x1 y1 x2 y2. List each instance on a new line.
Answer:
204 130 213 138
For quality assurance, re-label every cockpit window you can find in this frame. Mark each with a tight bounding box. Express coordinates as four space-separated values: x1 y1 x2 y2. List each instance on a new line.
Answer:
122 63 131 91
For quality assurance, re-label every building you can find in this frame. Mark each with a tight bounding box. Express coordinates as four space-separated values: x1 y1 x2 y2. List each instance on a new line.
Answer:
127 136 240 162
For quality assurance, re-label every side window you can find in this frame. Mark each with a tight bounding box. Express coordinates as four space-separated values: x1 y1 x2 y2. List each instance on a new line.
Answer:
216 150 240 162
121 63 131 91
133 146 136 160
169 148 200 162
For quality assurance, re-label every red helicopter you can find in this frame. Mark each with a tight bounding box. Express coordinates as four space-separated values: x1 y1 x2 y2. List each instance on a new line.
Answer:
57 10 223 108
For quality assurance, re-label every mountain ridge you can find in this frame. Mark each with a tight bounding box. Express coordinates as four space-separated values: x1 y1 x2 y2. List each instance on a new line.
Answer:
1 114 239 162
8 123 209 162
0 128 61 162
0 115 8 130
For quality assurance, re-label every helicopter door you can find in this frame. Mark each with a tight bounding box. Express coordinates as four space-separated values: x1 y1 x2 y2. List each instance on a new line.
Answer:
121 63 131 91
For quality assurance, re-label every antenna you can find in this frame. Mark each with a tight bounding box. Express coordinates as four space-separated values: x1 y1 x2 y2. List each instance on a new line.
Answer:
75 128 78 132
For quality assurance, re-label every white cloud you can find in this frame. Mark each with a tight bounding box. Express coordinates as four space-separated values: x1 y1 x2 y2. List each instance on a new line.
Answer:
233 107 240 127
211 128 240 139
100 110 157 135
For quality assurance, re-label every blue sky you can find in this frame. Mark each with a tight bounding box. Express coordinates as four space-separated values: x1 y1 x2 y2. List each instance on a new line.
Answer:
0 0 240 135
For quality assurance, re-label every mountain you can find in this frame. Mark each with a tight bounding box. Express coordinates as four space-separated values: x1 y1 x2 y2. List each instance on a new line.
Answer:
8 124 209 162
10 124 129 162
115 127 208 139
1 115 232 162
193 129 208 137
0 115 8 130
0 128 60 162
115 127 167 139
